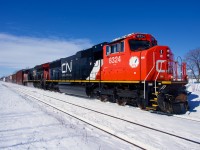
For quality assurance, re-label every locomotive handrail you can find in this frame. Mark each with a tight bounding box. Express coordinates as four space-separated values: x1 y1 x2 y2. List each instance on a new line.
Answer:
154 61 165 94
171 59 187 81
144 52 155 99
176 56 182 81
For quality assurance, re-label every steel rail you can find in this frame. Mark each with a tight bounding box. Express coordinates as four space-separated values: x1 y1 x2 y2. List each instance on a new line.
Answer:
10 85 200 146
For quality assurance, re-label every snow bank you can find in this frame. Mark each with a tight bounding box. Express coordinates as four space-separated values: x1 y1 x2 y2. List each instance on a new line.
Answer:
185 83 200 119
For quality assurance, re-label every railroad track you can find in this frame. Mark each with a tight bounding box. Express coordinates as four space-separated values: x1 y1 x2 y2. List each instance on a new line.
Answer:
3 84 200 149
16 84 200 123
6 85 147 149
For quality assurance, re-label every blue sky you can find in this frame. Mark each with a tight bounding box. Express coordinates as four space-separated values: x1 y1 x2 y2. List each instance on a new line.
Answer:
0 0 200 77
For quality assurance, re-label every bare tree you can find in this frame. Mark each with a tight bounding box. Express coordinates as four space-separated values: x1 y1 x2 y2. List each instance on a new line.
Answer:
185 48 200 82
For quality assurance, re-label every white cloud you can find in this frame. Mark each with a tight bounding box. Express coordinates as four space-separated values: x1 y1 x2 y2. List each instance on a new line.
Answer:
0 33 93 70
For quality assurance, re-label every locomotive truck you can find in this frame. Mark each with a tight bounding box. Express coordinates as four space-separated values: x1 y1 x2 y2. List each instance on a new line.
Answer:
9 33 189 114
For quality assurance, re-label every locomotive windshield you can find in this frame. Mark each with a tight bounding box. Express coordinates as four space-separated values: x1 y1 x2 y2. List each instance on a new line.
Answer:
129 40 151 51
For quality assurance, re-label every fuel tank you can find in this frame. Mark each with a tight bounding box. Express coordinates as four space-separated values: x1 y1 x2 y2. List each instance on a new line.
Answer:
58 83 87 97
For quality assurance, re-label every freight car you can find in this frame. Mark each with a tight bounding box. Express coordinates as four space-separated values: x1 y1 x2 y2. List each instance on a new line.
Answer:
16 33 189 114
12 74 16 83
15 70 29 85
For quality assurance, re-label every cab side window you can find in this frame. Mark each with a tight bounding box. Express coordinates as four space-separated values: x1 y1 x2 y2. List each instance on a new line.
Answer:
106 41 124 55
111 45 117 53
106 46 111 55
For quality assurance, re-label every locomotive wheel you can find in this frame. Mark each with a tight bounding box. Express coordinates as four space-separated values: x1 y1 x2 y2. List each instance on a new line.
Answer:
136 96 146 109
100 95 109 102
109 96 116 103
116 98 127 106
137 99 145 109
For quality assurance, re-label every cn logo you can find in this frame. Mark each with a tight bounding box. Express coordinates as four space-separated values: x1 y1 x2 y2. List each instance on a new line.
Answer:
129 56 139 68
62 61 72 73
156 60 166 73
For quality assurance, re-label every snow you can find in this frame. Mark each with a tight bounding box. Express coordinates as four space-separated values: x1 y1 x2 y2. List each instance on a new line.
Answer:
184 83 200 120
0 81 200 149
0 83 134 150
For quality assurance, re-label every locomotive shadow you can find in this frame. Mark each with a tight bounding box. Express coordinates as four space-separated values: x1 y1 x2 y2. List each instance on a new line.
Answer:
188 93 200 112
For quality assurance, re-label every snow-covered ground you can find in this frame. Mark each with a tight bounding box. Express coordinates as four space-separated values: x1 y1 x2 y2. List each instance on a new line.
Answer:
0 82 134 150
0 81 200 149
185 83 200 119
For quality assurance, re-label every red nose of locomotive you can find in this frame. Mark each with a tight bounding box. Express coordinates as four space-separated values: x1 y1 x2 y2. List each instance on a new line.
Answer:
152 46 187 82
151 46 174 81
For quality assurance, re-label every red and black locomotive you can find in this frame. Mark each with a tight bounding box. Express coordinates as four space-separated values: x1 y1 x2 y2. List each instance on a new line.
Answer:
6 33 189 114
